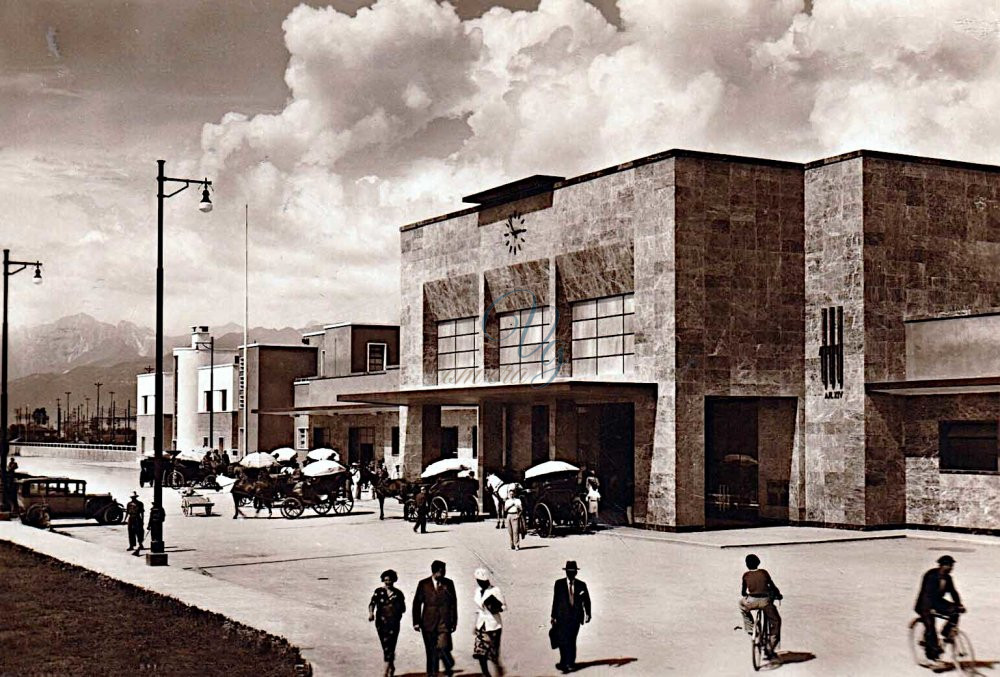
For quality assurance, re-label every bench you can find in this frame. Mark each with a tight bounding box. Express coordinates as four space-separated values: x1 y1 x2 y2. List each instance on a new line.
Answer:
181 495 215 516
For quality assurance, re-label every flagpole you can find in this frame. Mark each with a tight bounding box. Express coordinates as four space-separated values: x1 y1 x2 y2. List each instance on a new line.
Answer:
242 203 249 458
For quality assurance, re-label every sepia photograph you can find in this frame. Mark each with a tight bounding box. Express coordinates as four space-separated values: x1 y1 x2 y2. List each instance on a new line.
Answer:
1 1 998 675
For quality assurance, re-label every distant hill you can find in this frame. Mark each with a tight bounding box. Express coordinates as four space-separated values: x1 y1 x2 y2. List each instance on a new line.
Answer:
6 314 321 419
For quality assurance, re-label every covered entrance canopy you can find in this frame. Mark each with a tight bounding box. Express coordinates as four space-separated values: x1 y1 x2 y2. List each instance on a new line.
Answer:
335 379 656 407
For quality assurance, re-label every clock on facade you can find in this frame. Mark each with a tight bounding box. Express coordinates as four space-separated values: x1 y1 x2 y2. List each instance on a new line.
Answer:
504 213 527 254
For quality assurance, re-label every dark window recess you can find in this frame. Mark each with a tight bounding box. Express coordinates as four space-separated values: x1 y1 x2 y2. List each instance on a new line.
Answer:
766 480 789 507
391 426 400 456
471 425 478 459
441 427 459 459
939 421 998 472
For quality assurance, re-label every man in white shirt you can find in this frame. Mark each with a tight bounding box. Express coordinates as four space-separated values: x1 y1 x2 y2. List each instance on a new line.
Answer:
502 489 524 550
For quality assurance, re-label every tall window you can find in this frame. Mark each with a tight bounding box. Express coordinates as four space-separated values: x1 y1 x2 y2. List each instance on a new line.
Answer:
297 427 308 449
219 390 227 411
499 307 554 383
572 293 635 376
391 426 400 456
142 395 150 415
940 421 998 472
437 317 479 384
367 342 387 372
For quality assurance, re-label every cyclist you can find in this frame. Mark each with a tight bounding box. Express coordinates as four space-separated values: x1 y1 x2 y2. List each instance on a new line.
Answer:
915 555 964 662
739 554 782 658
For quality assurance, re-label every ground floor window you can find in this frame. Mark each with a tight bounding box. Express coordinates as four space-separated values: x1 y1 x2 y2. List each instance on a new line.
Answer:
391 426 400 456
297 427 308 450
939 421 998 472
441 426 458 458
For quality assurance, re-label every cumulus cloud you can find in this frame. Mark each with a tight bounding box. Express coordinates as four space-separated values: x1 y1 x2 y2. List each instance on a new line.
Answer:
202 0 1000 327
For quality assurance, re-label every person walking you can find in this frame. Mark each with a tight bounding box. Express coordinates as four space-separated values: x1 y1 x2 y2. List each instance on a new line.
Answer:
502 488 523 550
412 560 457 677
585 478 600 529
550 560 591 674
473 568 506 677
369 569 406 677
125 492 145 555
413 485 429 534
231 467 249 519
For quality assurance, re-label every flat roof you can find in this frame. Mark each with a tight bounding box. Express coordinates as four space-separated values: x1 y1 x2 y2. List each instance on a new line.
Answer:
321 322 400 330
400 148 1000 232
866 376 1000 396
463 175 565 206
337 379 657 406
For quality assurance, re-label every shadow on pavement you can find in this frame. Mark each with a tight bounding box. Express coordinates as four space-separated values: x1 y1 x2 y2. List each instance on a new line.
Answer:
572 656 638 670
775 651 816 665
515 545 549 551
396 670 467 677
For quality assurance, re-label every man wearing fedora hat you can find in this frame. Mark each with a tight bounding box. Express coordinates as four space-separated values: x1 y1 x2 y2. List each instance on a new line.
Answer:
915 554 965 662
125 491 145 555
550 560 591 673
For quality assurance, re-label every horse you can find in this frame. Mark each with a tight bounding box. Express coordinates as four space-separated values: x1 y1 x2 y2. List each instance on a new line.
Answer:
373 477 413 520
251 475 277 517
485 473 521 529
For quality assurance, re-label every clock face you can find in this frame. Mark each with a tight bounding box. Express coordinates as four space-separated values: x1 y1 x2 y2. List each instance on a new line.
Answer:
504 213 527 254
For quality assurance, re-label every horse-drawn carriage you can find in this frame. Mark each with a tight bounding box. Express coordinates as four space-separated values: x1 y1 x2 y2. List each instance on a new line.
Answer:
520 461 589 538
279 460 354 519
140 449 221 490
406 458 479 524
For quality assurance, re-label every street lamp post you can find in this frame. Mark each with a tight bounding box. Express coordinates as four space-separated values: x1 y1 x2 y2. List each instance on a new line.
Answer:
194 335 214 452
1 249 42 512
149 160 212 566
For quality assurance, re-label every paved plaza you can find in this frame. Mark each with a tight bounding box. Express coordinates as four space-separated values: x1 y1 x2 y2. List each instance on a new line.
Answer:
5 456 1000 677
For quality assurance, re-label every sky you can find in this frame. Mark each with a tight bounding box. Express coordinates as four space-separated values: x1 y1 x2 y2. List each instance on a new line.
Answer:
1 0 999 334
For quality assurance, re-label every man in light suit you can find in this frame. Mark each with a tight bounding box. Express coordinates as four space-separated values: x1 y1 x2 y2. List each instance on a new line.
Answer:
412 559 458 677
550 560 591 673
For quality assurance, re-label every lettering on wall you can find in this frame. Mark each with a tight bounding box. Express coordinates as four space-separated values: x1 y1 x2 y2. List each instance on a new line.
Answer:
820 306 844 399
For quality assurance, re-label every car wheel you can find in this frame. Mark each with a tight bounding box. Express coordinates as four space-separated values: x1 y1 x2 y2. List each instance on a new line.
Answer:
22 505 50 529
102 503 124 525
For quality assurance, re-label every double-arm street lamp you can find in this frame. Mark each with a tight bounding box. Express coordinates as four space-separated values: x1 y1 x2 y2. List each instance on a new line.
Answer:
149 160 212 566
1 249 42 511
194 335 215 453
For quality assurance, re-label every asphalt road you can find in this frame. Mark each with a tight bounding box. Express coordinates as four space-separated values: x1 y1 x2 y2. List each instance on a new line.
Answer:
12 455 1000 677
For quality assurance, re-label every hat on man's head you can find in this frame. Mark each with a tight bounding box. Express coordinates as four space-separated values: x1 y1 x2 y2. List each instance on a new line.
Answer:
937 555 956 565
130 491 139 499
474 567 490 581
563 560 579 571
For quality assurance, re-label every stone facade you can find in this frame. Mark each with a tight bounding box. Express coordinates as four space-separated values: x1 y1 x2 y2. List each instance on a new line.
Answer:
394 148 1000 532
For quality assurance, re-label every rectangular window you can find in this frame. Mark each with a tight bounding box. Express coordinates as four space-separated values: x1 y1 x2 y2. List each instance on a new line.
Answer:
441 427 459 458
142 395 149 415
391 426 400 456
498 307 555 383
219 390 227 411
940 421 998 472
297 427 308 450
202 437 209 447
367 342 387 373
140 437 146 453
203 391 212 412
437 317 479 385
471 425 478 459
571 293 635 376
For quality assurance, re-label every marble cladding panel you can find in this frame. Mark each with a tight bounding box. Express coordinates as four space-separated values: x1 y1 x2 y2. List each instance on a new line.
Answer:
863 158 1000 382
554 242 634 303
906 458 1000 530
483 258 550 312
804 158 868 526
863 394 906 524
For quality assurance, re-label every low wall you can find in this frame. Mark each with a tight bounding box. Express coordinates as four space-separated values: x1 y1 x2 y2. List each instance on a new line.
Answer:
906 457 1000 531
11 443 138 463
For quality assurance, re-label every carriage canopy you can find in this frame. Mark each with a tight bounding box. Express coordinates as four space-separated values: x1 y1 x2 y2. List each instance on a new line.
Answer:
303 460 348 477
240 452 277 469
421 458 475 479
175 449 208 463
271 447 297 462
524 460 578 480
307 448 341 462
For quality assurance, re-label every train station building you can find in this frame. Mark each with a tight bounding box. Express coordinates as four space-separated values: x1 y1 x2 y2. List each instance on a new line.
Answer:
340 148 1000 534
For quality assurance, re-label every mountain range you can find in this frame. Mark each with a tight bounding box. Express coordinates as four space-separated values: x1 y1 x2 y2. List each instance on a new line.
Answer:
6 314 319 421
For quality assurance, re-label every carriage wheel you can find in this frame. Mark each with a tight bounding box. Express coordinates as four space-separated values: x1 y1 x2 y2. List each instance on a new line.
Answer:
313 496 332 515
431 496 449 525
572 497 589 532
461 495 479 522
198 474 219 491
280 496 304 519
168 469 186 488
403 499 417 522
22 505 50 529
533 503 553 538
237 495 251 507
332 491 354 515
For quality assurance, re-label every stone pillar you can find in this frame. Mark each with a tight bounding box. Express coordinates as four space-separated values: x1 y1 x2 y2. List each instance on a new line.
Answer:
508 403 533 474
399 404 441 481
632 394 656 524
478 402 503 508
549 399 577 462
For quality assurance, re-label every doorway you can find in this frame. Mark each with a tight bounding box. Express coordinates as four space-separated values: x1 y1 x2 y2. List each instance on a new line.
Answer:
349 426 375 466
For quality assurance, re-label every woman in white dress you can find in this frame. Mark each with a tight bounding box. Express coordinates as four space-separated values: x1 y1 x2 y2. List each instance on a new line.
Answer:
472 568 506 677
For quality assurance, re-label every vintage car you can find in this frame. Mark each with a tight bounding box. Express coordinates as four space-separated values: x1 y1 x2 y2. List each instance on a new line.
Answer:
16 476 124 527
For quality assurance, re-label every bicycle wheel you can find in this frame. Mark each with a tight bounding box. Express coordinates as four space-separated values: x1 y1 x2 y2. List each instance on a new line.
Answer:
908 617 932 667
948 630 975 675
751 612 764 671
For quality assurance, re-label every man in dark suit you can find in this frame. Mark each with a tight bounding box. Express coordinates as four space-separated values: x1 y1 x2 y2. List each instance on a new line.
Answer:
412 559 458 677
915 554 964 662
413 485 429 534
550 560 591 673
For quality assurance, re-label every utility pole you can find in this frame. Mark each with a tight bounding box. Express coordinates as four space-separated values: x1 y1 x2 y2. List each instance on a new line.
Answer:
109 391 115 443
56 397 61 437
94 382 103 443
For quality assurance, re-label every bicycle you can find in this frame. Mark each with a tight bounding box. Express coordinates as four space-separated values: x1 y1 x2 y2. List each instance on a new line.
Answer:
908 610 976 675
734 599 780 671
